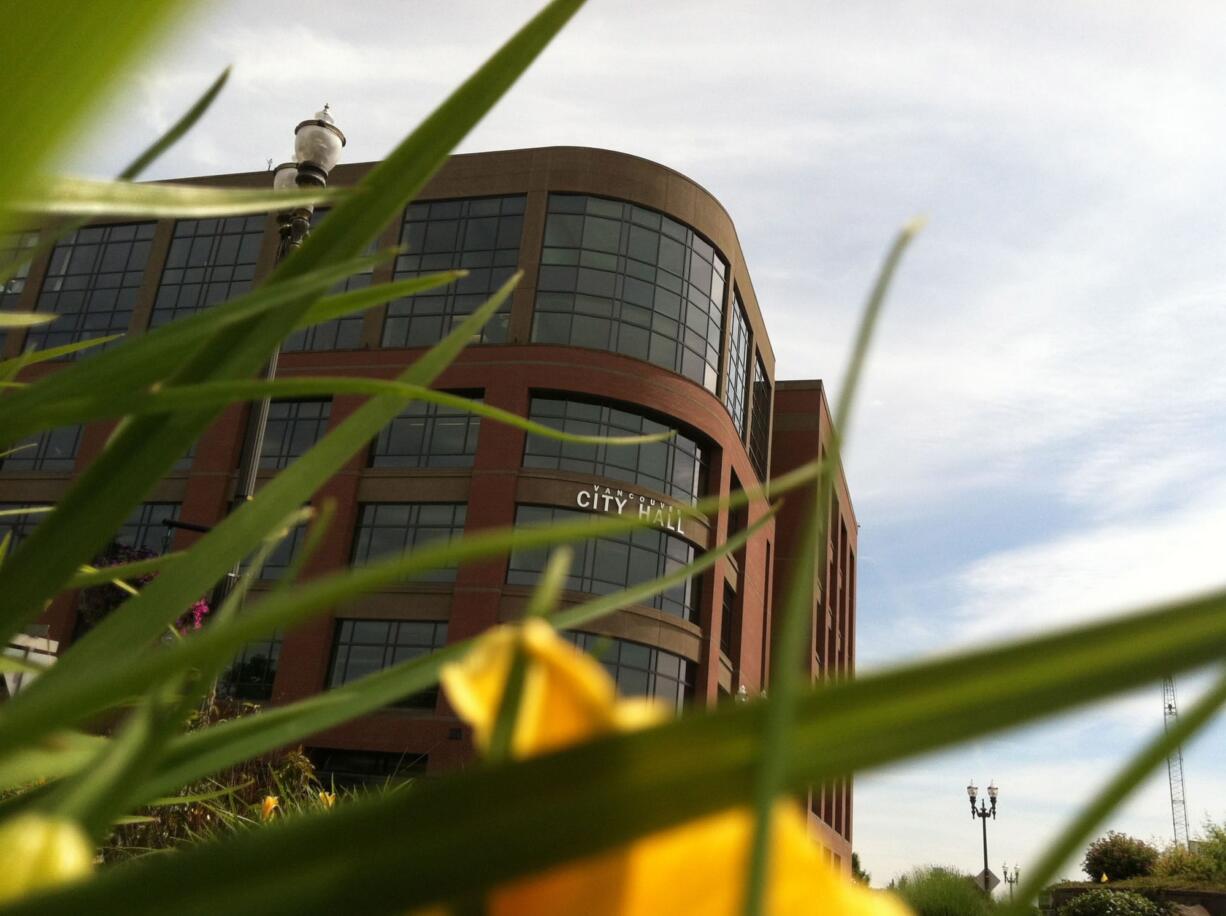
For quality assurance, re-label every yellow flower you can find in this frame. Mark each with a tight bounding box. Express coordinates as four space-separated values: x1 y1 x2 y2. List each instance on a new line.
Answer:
0 813 93 905
1100 873 1109 883
439 619 910 916
260 795 280 822
319 790 337 809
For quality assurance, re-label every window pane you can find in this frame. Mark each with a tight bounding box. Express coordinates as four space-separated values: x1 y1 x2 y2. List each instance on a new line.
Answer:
150 216 264 327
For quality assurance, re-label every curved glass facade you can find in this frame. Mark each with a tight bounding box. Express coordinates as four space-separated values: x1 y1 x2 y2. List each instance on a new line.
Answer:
564 631 692 712
532 194 726 394
507 505 700 621
522 396 707 505
725 291 749 437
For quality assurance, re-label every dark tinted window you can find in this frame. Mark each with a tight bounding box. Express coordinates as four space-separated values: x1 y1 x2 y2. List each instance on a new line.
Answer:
749 354 772 480
351 503 468 583
282 208 369 352
327 619 448 708
221 630 282 702
369 396 481 468
533 194 726 394
258 400 331 470
564 631 693 712
725 292 749 437
0 425 81 471
507 505 699 621
150 216 265 327
383 195 524 348
29 223 155 353
523 397 706 505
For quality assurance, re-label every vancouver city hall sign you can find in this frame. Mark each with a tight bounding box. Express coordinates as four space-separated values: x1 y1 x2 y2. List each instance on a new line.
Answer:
574 482 695 536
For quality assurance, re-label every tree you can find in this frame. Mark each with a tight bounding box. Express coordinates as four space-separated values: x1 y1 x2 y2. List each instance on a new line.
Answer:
1082 832 1159 882
852 851 871 885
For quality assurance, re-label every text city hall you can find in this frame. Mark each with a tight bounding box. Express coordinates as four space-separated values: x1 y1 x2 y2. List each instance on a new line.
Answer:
574 483 690 535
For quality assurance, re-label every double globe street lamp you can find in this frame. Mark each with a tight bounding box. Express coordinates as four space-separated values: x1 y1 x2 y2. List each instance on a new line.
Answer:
967 780 999 894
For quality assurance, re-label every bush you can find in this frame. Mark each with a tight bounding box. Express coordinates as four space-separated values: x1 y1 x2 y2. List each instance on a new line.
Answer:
893 867 994 916
1151 843 1216 883
1083 832 1159 881
1057 889 1165 916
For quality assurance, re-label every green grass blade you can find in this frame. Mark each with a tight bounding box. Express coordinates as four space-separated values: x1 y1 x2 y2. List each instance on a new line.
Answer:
0 252 393 446
0 733 107 793
1001 667 1226 914
0 0 194 227
144 509 776 798
14 579 1226 916
20 273 518 706
5 176 339 218
294 271 465 329
66 553 183 590
33 377 672 447
743 221 921 916
120 68 231 181
0 313 53 328
0 335 122 383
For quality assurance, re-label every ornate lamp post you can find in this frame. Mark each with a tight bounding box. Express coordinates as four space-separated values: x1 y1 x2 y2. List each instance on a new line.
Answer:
217 105 346 603
967 780 999 893
1003 863 1020 900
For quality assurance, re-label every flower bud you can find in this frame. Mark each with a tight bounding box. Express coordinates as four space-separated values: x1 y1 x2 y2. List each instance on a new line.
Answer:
0 813 93 904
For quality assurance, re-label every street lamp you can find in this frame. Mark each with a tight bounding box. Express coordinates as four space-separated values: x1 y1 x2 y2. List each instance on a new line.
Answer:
1003 863 1020 900
216 105 345 605
967 780 999 894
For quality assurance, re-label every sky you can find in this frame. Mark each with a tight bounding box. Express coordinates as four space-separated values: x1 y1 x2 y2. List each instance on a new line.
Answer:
62 0 1226 890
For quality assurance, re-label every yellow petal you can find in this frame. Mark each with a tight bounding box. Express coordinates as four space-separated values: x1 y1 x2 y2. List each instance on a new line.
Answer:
260 795 280 821
490 804 908 916
0 813 93 904
440 619 664 757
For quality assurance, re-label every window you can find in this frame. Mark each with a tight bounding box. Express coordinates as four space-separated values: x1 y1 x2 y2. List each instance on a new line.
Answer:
116 503 179 553
242 515 309 581
28 223 155 352
507 505 700 621
258 400 331 470
721 581 737 656
725 292 749 437
564 631 693 712
0 425 82 471
523 397 707 505
150 216 265 327
282 209 369 351
533 194 727 394
309 748 428 789
382 195 525 348
351 503 468 583
0 231 38 311
327 619 448 708
369 395 481 468
220 630 282 702
749 354 772 480
0 503 50 549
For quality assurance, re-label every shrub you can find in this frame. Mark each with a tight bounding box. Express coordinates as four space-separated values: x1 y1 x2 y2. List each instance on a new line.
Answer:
1083 832 1159 881
1057 889 1165 916
1152 843 1215 882
893 866 994 916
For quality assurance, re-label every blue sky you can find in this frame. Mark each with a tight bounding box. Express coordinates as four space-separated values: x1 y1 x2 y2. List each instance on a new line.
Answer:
64 0 1226 888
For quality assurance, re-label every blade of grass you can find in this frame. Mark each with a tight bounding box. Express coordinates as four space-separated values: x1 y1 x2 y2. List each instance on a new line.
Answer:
0 733 108 793
35 377 673 447
66 553 183 590
0 0 585 652
14 583 1226 916
0 335 122 384
1000 667 1226 914
294 272 466 330
5 176 340 218
0 0 194 226
43 273 518 689
0 67 233 288
144 508 776 798
0 313 53 328
743 219 922 916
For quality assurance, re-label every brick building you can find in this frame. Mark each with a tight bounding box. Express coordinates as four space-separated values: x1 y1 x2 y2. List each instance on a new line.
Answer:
0 146 858 868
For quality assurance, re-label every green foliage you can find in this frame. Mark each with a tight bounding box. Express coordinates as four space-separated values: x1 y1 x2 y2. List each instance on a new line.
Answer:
1084 832 1159 882
1057 889 1166 916
893 867 995 916
852 851 871 885
3 0 1226 913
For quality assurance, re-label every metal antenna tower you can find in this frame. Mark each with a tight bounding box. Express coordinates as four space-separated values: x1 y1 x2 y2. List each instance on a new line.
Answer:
1162 676 1191 847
